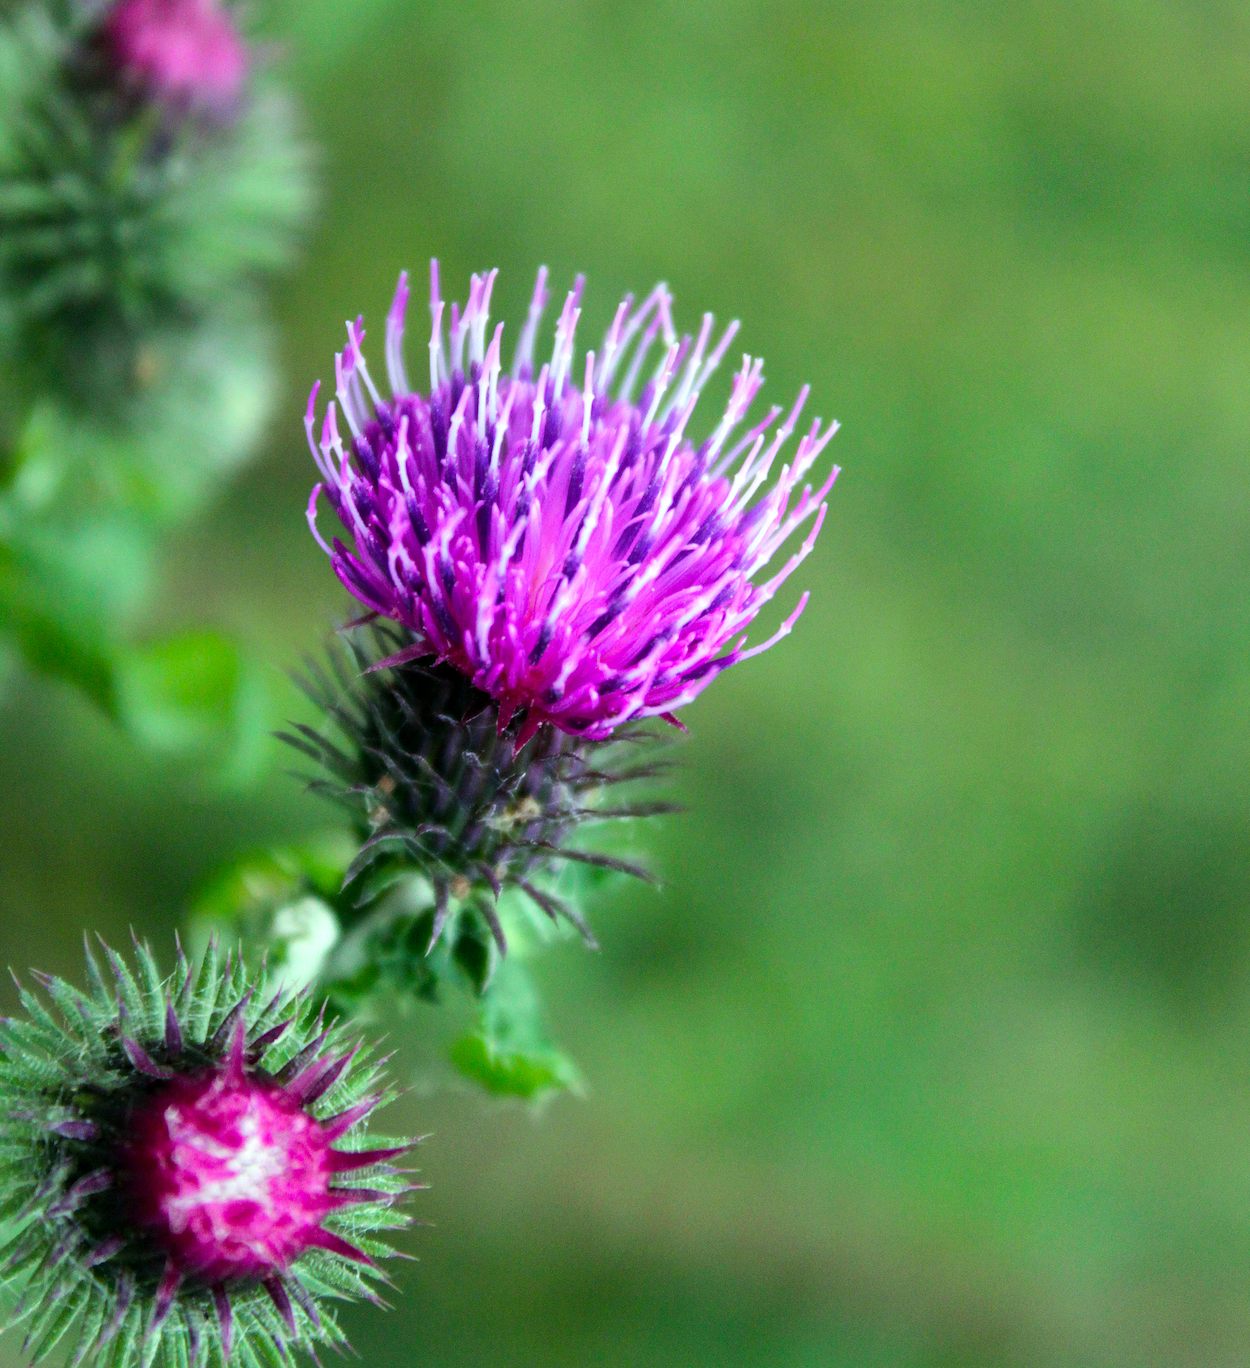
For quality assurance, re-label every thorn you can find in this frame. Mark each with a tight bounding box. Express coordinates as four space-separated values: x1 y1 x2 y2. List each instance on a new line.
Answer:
86 1236 125 1268
288 1043 358 1106
97 1274 133 1349
479 901 507 955
209 988 255 1057
327 1146 410 1172
328 1187 395 1207
48 1118 98 1141
309 1228 375 1267
223 1013 247 1080
213 1286 232 1359
164 1002 182 1057
247 1016 295 1059
264 1278 297 1337
186 1311 203 1368
275 1030 330 1085
121 1039 173 1079
426 883 451 955
322 1096 382 1141
149 1260 181 1337
286 1277 321 1331
47 1168 112 1216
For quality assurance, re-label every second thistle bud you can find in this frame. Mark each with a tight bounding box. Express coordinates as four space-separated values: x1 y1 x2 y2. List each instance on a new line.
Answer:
0 938 415 1368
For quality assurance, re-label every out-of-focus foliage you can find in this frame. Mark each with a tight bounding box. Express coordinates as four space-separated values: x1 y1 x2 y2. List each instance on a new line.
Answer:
4 0 1250 1366
0 0 313 770
0 2 312 412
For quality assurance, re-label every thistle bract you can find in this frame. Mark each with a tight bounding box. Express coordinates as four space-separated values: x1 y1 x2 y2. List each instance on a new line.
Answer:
306 262 839 745
104 0 247 115
281 625 671 955
0 938 414 1368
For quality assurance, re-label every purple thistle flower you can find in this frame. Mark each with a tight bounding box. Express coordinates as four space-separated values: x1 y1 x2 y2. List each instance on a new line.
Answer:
104 0 247 115
306 262 839 746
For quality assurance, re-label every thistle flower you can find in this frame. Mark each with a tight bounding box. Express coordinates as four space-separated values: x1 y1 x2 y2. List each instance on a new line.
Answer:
305 263 839 747
0 937 415 1368
280 624 673 956
103 0 247 116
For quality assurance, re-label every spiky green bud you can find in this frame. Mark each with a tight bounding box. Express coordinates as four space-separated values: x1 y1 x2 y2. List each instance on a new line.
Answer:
0 936 415 1368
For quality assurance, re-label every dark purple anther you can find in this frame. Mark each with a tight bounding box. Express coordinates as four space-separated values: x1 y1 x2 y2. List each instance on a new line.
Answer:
564 449 585 517
354 435 381 481
407 497 431 545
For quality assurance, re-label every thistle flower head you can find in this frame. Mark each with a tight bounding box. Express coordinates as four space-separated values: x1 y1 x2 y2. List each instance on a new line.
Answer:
0 937 415 1368
281 625 671 956
103 0 247 115
306 262 839 746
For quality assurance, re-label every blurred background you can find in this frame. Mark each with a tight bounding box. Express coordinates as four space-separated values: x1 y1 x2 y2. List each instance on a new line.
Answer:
4 0 1250 1363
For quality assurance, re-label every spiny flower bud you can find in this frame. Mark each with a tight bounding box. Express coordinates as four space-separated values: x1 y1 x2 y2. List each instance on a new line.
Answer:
0 937 415 1368
0 2 312 428
281 624 674 956
305 261 839 745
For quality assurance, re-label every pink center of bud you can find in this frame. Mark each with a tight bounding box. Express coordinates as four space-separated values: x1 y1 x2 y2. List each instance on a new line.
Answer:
122 1069 333 1283
105 0 248 112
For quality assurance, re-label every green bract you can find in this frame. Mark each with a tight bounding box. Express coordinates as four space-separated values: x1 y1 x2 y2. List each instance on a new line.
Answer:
281 625 670 959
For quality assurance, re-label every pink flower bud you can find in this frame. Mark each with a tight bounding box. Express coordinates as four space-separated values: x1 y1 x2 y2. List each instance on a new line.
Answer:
122 1067 336 1284
105 0 247 114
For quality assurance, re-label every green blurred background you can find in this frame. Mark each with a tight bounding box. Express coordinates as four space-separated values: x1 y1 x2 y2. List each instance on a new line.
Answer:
6 0 1250 1362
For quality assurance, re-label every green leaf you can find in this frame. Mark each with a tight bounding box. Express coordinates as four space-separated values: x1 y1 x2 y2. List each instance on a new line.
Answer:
449 957 582 1103
448 1032 582 1102
0 533 118 714
115 629 270 784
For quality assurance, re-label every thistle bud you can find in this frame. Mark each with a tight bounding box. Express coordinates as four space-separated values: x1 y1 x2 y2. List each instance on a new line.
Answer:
0 937 415 1368
281 625 674 959
0 1 312 459
103 0 247 117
